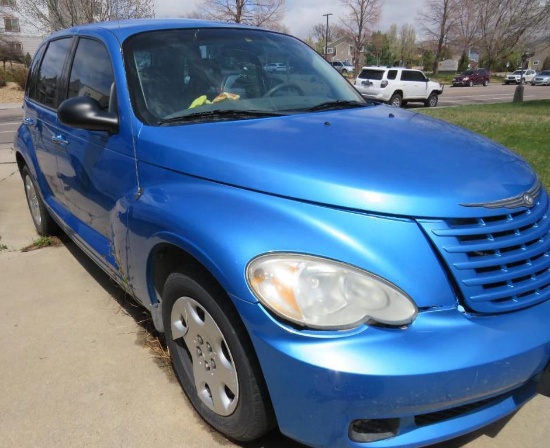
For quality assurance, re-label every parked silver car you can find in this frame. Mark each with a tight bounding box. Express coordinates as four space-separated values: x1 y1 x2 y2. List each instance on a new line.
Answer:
532 70 550 86
504 69 537 84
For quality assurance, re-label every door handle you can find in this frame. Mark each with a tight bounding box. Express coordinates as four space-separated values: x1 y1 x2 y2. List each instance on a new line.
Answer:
52 135 69 146
24 117 35 126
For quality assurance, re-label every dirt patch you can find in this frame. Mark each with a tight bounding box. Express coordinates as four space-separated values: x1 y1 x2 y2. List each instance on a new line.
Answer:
0 82 24 104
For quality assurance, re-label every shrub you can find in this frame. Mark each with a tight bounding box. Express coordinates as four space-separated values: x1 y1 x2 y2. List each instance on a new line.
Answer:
0 71 6 88
7 66 28 89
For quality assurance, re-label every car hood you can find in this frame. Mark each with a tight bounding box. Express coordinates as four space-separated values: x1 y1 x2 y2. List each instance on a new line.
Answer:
137 105 536 218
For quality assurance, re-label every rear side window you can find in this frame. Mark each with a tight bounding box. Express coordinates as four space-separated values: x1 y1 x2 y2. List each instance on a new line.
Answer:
387 70 397 80
25 44 46 100
358 69 384 80
33 38 72 108
68 38 115 110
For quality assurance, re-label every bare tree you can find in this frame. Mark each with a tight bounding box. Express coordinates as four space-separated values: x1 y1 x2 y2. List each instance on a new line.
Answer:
477 0 550 69
14 0 154 32
398 24 417 67
198 0 285 29
339 0 381 66
418 0 460 74
453 0 479 56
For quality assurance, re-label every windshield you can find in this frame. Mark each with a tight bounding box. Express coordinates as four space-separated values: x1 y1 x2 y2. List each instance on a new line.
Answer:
462 70 474 75
123 28 365 125
512 70 523 75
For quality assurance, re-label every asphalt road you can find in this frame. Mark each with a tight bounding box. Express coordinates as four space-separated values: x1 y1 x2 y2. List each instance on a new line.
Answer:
0 106 22 145
438 82 550 107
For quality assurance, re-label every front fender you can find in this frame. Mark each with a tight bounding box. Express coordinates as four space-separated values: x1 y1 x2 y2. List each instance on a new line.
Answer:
126 163 457 313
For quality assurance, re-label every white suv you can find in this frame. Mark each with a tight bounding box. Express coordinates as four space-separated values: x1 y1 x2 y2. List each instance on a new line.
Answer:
355 66 443 107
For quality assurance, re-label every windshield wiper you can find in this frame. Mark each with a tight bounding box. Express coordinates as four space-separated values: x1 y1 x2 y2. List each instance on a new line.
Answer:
158 109 285 125
306 100 367 112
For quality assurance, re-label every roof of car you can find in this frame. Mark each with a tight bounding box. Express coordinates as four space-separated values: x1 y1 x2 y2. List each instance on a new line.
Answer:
45 18 266 42
359 66 419 71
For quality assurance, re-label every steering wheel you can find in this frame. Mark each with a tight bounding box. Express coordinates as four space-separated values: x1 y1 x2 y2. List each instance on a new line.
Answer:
263 82 305 97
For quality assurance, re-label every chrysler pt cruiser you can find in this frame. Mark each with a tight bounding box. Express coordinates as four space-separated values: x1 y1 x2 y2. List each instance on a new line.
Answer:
15 19 550 448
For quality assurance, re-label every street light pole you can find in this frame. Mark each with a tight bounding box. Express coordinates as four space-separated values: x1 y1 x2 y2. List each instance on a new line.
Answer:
323 13 333 60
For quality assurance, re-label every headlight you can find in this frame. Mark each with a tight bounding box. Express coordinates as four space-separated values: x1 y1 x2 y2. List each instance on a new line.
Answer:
463 76 470 80
246 254 417 330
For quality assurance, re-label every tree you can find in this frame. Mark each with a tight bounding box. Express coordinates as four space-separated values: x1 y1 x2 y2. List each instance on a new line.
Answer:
476 0 550 70
339 0 381 66
398 24 417 67
15 0 154 32
458 50 469 72
418 0 460 74
0 37 23 70
453 0 480 60
367 31 393 66
422 49 435 72
198 0 285 29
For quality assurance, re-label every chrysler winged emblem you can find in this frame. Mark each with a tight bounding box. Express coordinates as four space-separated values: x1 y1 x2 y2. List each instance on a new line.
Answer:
461 179 541 209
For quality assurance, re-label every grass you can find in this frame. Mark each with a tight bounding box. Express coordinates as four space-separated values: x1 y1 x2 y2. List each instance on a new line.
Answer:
0 236 7 251
21 235 63 252
421 100 550 188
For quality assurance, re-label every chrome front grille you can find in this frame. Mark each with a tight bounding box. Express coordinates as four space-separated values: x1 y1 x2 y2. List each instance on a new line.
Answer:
418 190 550 313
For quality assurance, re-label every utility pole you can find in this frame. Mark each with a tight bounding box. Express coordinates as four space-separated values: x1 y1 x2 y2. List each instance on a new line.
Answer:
323 13 333 61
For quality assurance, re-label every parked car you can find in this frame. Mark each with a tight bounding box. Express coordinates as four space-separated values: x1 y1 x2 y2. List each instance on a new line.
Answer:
264 62 287 73
504 69 537 84
532 70 550 85
355 66 443 107
331 60 355 74
452 68 491 86
16 19 550 448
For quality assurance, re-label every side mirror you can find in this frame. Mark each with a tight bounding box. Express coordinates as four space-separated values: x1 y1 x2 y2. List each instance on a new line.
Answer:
58 96 119 134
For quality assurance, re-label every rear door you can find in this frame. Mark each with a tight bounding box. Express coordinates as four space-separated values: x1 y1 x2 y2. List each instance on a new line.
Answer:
23 37 73 208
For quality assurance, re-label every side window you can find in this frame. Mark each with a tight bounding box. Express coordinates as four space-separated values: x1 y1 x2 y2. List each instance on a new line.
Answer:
401 70 412 81
402 70 425 82
25 44 46 100
34 38 72 108
68 38 115 110
387 70 397 80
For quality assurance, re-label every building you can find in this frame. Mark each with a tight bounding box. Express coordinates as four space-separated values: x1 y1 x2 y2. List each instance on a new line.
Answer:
326 36 362 65
1 0 44 59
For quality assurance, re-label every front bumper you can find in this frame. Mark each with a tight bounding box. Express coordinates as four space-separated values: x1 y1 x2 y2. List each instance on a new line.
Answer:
234 297 550 447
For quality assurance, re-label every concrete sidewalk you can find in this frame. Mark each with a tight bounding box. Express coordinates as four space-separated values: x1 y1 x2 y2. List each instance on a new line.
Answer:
1 142 549 448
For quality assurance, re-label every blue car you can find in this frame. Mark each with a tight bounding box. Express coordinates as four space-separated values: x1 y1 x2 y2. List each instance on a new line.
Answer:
15 19 550 448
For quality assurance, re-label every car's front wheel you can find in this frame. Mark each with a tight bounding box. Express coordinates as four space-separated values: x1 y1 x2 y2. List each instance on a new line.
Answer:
162 268 275 442
389 93 403 107
468 80 474 87
424 92 438 107
21 166 57 235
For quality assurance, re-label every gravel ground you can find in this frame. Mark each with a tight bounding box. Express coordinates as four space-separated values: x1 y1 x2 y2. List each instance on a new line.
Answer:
0 82 24 104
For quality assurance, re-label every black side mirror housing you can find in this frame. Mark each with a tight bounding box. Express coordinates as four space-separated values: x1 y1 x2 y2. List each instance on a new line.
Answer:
58 96 119 134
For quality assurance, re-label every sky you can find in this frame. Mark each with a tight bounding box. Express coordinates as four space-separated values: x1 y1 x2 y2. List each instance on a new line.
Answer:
153 0 423 39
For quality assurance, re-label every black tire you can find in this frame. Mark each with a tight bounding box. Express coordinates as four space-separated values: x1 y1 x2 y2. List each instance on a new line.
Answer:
21 166 57 235
468 80 474 87
424 92 438 107
162 268 275 442
483 79 489 86
389 93 402 107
